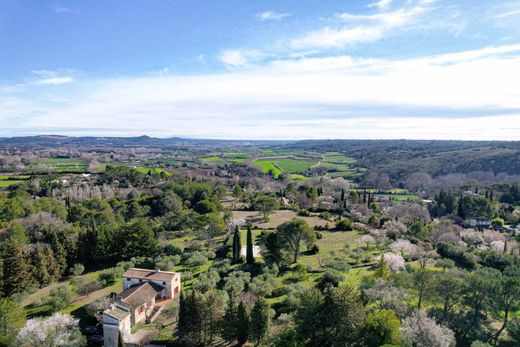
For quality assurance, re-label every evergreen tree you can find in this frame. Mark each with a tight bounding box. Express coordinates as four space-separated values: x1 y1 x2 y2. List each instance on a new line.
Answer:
457 195 465 219
2 239 31 296
341 188 345 202
221 298 237 344
236 301 250 346
119 219 159 259
0 299 26 346
46 230 67 276
178 290 204 345
5 221 28 244
232 225 241 264
31 243 51 287
250 298 269 346
246 225 255 265
178 291 187 334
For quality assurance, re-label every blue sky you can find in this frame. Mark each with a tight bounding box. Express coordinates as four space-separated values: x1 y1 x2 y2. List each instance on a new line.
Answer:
1 0 520 139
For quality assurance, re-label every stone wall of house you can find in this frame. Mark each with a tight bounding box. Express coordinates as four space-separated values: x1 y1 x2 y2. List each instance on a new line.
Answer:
123 273 181 299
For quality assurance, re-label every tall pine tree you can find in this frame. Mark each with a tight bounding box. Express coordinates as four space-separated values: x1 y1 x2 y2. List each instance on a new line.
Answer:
250 298 269 346
246 225 254 265
221 298 237 344
236 301 250 346
2 239 31 296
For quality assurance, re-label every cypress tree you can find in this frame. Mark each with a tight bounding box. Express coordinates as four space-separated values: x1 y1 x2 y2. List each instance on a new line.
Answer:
178 291 187 334
236 301 250 346
363 189 367 203
341 188 345 202
246 225 254 265
2 239 31 296
250 298 269 346
232 225 241 264
457 195 466 219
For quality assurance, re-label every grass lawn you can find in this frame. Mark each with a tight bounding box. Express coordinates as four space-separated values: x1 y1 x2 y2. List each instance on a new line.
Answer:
22 269 123 323
299 230 362 269
231 210 330 229
289 174 309 181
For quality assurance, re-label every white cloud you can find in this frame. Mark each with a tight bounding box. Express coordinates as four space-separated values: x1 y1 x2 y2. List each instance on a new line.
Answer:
257 11 291 21
30 69 78 85
368 0 393 10
35 77 74 85
291 5 431 50
3 44 520 139
495 9 520 18
218 49 264 67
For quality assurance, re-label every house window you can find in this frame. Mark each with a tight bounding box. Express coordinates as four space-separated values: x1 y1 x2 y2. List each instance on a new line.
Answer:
126 278 131 281
139 279 143 283
138 306 145 314
163 281 166 285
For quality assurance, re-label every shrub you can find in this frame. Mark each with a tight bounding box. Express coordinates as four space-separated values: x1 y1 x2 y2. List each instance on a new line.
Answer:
98 267 124 285
77 281 104 297
69 264 84 276
48 286 73 311
308 244 320 254
163 244 183 256
316 270 345 290
335 219 353 231
298 209 310 217
181 271 193 282
436 242 477 269
184 251 208 267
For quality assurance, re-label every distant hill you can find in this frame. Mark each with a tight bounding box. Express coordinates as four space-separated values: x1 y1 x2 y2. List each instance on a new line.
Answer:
280 140 520 178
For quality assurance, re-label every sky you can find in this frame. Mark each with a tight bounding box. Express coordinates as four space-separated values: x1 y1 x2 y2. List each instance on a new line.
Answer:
1 0 520 140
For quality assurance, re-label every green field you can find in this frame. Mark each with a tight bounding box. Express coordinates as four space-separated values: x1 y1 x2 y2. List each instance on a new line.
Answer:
253 159 283 178
29 158 87 172
222 152 249 159
200 152 249 165
135 167 172 176
289 174 309 181
323 152 357 164
0 175 30 188
253 157 318 178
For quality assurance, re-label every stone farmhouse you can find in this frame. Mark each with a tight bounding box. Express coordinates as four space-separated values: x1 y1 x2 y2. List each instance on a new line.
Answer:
103 268 181 347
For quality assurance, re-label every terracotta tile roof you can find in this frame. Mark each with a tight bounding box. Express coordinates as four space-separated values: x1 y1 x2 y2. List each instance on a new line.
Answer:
117 282 162 308
123 268 178 282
